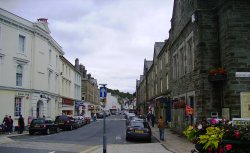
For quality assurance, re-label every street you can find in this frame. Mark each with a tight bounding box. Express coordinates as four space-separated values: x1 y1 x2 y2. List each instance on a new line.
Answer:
0 115 169 153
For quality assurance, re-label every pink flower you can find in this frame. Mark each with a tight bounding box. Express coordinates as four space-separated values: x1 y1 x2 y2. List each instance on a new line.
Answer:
235 131 240 139
225 144 233 151
211 118 217 124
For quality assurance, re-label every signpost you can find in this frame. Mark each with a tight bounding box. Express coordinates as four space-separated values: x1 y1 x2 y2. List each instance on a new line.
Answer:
99 84 107 153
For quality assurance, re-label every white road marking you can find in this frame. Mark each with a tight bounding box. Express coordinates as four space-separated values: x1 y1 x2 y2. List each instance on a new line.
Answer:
48 151 55 153
116 136 121 140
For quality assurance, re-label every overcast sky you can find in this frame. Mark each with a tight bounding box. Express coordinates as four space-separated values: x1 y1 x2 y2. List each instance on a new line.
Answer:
0 0 174 93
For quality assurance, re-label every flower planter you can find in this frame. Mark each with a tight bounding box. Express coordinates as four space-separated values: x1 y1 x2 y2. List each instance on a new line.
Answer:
208 74 227 82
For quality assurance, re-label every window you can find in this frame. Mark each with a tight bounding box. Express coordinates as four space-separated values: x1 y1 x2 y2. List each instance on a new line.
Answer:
19 35 25 53
48 71 52 91
187 38 194 72
55 75 58 93
165 51 169 64
166 74 169 90
16 64 23 86
56 55 58 68
49 49 52 65
0 26 2 49
0 56 3 82
160 59 162 70
14 97 22 117
160 79 163 93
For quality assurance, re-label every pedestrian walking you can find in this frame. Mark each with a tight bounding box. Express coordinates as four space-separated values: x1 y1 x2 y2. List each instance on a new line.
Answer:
8 116 13 134
18 115 24 134
151 114 155 127
147 112 151 122
2 115 9 133
157 116 165 141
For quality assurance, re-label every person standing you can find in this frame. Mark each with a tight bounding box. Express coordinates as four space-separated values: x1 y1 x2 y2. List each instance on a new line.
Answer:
18 115 24 134
151 114 155 127
2 115 9 133
157 116 165 141
8 116 13 134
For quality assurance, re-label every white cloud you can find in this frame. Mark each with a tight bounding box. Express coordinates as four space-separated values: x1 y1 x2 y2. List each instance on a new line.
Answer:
0 0 174 93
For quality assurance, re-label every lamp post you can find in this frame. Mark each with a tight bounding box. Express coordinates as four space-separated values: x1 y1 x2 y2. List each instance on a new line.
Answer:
99 84 107 153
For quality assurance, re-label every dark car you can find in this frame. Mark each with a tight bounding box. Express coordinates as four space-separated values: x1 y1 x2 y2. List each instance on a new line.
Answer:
29 118 60 135
126 120 151 142
55 115 78 131
96 112 104 118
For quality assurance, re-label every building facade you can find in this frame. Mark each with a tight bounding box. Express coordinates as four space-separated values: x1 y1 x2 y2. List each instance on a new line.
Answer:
59 56 81 116
136 0 250 133
0 8 64 126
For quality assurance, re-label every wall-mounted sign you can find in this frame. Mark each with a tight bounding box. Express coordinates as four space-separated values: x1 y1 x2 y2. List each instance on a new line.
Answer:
236 72 250 78
240 92 250 118
232 118 250 126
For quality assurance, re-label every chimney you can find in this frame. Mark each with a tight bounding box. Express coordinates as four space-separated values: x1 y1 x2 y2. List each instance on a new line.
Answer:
75 58 79 70
37 18 48 23
80 64 87 78
87 74 91 79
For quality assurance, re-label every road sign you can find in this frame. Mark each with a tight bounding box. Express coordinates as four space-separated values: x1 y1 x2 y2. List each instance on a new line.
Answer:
100 87 107 98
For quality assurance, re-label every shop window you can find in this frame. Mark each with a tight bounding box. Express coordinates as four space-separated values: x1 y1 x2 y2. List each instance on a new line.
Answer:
14 97 22 117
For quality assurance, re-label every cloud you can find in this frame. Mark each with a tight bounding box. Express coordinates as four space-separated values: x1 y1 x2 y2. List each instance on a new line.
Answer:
0 0 174 93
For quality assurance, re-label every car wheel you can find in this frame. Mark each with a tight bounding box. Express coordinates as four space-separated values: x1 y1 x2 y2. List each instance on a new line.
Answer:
29 131 34 135
126 136 129 141
46 128 50 135
56 127 60 133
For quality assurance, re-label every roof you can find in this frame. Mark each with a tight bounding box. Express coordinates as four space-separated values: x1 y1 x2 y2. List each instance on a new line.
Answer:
153 42 165 61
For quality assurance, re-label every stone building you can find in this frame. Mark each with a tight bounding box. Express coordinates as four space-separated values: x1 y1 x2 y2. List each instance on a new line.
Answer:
137 0 250 133
168 0 250 133
79 64 99 116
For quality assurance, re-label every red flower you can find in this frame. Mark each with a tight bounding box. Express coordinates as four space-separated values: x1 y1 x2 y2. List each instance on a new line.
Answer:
208 147 213 152
225 144 233 151
234 131 240 139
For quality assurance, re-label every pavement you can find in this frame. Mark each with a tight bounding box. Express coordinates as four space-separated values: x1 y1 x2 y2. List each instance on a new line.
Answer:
150 126 195 153
0 131 28 144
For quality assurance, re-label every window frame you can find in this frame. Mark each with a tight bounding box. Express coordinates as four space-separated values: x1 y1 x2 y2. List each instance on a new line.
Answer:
14 97 22 117
16 64 23 86
18 35 25 53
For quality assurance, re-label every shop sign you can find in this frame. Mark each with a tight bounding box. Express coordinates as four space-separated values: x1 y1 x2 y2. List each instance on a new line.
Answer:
88 105 94 109
232 118 250 126
16 92 29 97
236 72 250 77
63 98 74 105
185 105 193 115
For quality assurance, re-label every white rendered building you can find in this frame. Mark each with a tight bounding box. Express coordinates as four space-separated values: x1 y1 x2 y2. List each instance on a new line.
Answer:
106 93 121 114
0 8 67 126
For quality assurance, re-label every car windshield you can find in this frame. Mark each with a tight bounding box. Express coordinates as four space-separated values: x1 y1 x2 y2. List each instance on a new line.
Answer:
31 119 44 124
130 121 144 127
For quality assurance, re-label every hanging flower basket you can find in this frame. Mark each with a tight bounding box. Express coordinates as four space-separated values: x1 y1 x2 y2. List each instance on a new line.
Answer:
208 68 227 82
208 74 227 82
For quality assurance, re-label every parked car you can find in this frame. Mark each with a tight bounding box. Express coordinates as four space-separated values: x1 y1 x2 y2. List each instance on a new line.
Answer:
84 116 91 124
96 112 104 118
126 120 151 142
55 115 78 131
29 118 60 135
126 113 136 125
73 116 86 127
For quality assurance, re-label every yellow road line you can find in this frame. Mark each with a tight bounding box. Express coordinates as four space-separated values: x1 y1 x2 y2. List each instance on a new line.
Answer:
79 145 100 153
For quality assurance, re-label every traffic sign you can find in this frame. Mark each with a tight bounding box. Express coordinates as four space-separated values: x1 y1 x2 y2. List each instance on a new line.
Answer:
100 87 107 98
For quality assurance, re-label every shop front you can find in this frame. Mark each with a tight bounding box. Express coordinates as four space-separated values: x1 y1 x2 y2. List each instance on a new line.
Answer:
62 98 74 116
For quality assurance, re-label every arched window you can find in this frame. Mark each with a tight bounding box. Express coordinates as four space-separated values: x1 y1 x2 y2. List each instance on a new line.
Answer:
16 64 23 86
